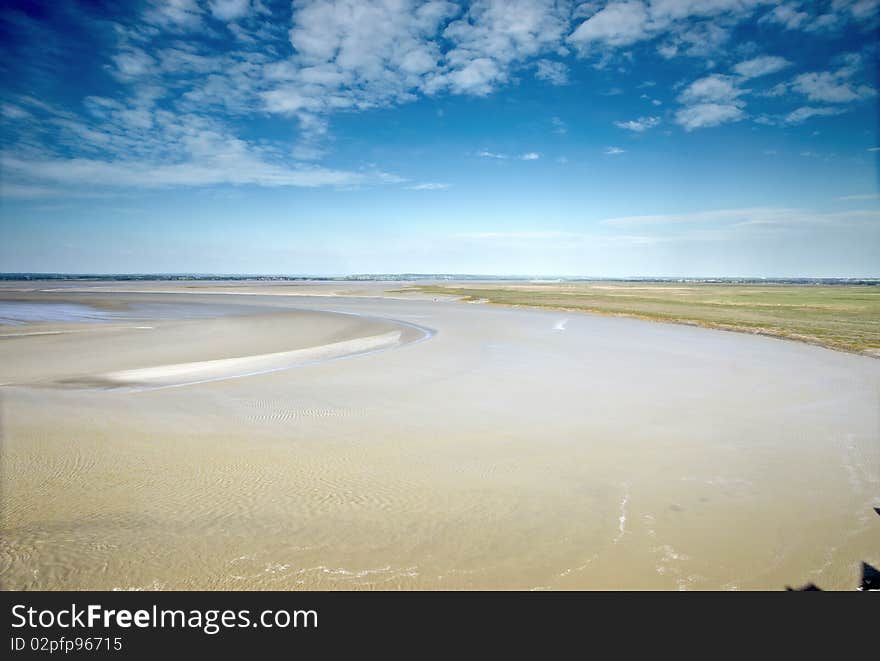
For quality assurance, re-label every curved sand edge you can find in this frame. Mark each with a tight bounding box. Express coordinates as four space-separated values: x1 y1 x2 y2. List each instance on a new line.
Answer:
93 329 405 389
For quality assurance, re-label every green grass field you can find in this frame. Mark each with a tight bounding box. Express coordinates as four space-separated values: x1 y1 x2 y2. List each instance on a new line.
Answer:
400 282 880 356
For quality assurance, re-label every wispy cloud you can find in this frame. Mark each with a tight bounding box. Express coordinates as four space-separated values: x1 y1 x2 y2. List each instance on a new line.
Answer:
0 149 398 191
838 194 880 201
783 106 844 124
599 207 880 229
534 59 569 85
733 55 791 79
406 182 451 190
614 116 660 132
476 150 540 161
604 146 626 155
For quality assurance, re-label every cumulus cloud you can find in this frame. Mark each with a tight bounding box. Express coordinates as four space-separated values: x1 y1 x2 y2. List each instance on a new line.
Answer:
520 152 541 160
675 103 744 130
569 0 776 58
791 71 876 103
675 73 746 130
678 74 745 105
568 1 650 48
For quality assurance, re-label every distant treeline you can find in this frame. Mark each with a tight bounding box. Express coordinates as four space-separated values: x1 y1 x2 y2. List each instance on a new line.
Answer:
1 273 878 285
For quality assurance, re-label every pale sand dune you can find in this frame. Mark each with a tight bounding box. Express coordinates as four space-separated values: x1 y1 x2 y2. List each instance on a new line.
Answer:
0 282 878 590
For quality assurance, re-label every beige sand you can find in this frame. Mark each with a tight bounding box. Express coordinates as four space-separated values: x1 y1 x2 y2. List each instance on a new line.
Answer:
1 281 878 590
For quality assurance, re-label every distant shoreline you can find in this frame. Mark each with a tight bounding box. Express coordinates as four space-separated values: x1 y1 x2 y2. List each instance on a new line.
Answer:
2 273 879 285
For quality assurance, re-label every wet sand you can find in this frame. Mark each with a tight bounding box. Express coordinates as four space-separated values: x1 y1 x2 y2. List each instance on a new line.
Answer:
1 281 878 590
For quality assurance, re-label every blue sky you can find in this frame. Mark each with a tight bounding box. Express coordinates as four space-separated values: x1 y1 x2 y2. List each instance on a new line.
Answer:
1 0 878 276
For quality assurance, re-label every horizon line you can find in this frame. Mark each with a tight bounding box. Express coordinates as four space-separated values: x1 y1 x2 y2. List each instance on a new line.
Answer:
2 272 880 282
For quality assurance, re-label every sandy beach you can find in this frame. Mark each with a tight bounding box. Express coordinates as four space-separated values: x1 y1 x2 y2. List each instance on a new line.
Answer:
1 280 878 590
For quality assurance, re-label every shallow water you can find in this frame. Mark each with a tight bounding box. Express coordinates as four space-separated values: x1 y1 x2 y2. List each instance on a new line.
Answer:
0 299 270 326
0 301 122 325
1 287 878 590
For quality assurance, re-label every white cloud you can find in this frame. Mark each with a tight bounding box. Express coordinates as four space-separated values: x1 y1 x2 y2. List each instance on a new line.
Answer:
4 0 874 198
675 73 746 130
406 182 451 190
760 0 879 33
0 107 404 191
675 103 745 130
145 0 203 30
1 103 31 120
112 49 157 79
209 0 251 22
476 150 540 160
604 146 626 155
791 71 876 103
678 73 745 104
282 0 459 108
759 3 809 30
784 106 845 124
568 1 650 49
1 153 374 189
675 74 745 131
534 59 569 85
430 0 570 94
614 115 660 131
648 0 772 23
569 0 774 58
441 57 503 95
442 0 569 64
733 55 790 79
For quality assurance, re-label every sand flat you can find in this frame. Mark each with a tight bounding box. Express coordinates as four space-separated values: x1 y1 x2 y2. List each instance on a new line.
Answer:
1 281 878 590
98 329 404 389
